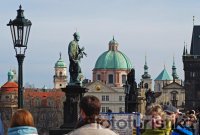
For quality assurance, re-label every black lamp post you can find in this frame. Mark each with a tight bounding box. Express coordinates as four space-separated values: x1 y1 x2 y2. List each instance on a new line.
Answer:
7 5 32 108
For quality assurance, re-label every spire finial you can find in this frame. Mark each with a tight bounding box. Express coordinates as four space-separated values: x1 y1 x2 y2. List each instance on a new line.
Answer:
145 53 147 65
183 41 186 55
186 43 188 54
19 5 22 9
193 16 195 26
59 52 62 59
173 54 175 66
113 35 115 41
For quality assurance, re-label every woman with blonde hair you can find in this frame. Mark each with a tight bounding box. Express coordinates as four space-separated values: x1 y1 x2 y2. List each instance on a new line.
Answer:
8 109 38 135
142 104 166 135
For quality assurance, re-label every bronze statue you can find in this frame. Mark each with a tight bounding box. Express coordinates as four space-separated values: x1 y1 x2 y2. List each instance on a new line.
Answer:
68 32 86 85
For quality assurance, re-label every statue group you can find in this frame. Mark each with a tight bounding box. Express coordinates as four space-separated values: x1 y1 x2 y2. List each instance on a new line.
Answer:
68 32 87 86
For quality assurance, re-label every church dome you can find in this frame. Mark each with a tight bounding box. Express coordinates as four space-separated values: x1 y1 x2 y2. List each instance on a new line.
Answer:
94 38 132 70
55 53 66 68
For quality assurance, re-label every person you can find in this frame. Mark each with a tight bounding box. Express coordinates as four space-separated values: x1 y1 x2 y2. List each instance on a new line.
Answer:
8 109 38 135
142 104 166 135
67 95 118 135
68 32 86 85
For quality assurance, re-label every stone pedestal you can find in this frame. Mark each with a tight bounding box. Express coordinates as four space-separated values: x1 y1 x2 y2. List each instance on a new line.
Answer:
49 85 87 135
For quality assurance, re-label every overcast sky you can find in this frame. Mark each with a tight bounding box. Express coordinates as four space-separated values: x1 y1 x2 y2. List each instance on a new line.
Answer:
0 0 199 88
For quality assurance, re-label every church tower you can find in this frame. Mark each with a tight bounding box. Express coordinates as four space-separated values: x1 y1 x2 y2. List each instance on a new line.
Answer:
53 53 67 89
141 55 152 90
183 25 200 110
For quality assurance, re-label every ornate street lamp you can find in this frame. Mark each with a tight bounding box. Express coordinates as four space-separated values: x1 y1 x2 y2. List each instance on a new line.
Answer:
7 5 32 108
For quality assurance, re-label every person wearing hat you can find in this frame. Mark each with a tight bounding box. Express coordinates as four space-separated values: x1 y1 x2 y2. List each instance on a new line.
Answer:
163 105 180 128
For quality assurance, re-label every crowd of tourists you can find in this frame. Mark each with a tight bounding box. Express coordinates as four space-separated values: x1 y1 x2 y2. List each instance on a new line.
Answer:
141 104 199 135
1 96 200 135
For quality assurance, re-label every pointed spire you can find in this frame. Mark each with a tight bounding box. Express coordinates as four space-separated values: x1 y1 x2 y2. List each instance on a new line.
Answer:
193 16 195 26
113 35 115 41
59 52 62 59
142 54 151 79
145 54 147 65
186 43 188 54
183 42 186 55
172 56 178 81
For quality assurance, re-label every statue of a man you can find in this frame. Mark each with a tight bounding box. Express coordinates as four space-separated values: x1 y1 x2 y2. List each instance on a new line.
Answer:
68 32 86 85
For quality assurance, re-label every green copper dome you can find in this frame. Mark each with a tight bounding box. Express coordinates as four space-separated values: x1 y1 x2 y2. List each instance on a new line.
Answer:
94 38 133 69
55 53 66 68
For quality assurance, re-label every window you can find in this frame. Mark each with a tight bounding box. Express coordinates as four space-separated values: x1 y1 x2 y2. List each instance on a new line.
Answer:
97 74 101 81
102 107 106 112
102 107 109 112
102 96 105 101
122 75 126 84
106 96 109 101
59 71 62 76
102 95 109 101
108 74 113 83
144 83 148 89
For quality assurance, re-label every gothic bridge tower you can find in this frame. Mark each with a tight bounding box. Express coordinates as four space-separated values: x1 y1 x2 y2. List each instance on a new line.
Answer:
183 25 200 110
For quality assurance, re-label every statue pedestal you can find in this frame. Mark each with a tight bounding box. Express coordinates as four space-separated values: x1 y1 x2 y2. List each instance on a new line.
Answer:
49 85 87 135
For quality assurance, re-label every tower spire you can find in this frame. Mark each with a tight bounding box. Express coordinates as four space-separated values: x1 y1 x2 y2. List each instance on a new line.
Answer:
59 52 62 59
186 43 188 54
193 16 195 26
142 54 151 79
172 56 178 82
183 42 186 55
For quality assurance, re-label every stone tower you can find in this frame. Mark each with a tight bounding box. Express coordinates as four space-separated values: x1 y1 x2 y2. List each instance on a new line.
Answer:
53 53 67 89
183 25 200 110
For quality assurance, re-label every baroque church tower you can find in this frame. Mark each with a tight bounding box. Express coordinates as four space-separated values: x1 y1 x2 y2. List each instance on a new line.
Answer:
141 55 152 90
183 25 200 110
53 53 67 89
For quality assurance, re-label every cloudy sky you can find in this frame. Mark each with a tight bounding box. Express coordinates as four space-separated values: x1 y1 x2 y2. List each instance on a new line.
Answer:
0 0 199 88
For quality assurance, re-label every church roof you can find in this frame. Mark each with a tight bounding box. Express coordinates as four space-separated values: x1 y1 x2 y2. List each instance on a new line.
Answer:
155 68 173 81
55 53 66 68
190 25 200 55
1 81 18 92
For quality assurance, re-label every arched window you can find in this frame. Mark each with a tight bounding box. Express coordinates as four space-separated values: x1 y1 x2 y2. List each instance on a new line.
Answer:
144 83 148 89
122 75 126 84
108 74 113 84
59 71 62 76
97 74 101 81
